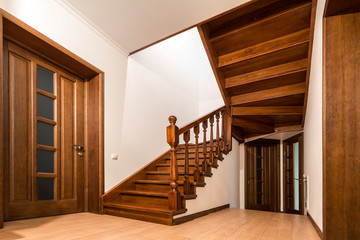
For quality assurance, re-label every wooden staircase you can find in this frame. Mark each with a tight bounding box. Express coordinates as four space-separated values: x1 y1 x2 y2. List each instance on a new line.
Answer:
198 0 316 140
101 107 232 225
101 0 317 226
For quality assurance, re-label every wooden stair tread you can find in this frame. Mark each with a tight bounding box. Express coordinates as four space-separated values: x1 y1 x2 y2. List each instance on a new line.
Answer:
134 179 206 187
120 190 198 200
209 2 312 42
103 202 186 216
120 190 168 198
218 29 310 67
225 59 308 88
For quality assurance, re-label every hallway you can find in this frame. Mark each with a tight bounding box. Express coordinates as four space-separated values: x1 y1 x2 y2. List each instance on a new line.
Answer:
0 209 320 239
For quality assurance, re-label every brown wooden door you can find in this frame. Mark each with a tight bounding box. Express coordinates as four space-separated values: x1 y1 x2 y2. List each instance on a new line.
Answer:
283 133 304 214
245 139 280 212
3 41 85 220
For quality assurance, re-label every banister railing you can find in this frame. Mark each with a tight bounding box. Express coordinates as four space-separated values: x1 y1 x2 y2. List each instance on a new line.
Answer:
166 106 232 211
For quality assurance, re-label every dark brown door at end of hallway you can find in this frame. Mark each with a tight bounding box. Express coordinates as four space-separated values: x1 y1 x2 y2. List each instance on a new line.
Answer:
245 139 280 212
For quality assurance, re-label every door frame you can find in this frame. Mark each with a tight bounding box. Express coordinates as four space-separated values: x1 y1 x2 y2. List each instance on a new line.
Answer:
0 9 104 228
245 139 281 212
283 133 304 215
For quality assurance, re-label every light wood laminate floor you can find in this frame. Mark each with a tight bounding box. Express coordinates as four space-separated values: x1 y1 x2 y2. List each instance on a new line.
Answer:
0 209 320 240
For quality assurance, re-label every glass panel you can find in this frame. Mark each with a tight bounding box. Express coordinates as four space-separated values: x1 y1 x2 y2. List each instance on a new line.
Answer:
256 146 262 157
257 193 262 205
37 178 54 200
37 150 54 173
256 170 262 181
37 122 54 146
37 65 54 94
256 156 262 169
294 142 300 211
257 182 262 193
37 94 54 120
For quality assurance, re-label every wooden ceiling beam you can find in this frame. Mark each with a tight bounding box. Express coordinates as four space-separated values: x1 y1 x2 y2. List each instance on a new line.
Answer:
231 82 306 105
225 59 307 88
218 29 310 68
232 118 274 132
232 106 304 116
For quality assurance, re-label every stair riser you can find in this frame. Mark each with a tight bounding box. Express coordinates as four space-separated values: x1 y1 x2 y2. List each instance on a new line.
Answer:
135 184 196 195
120 194 169 208
157 166 197 172
165 159 206 165
104 208 173 225
146 174 204 182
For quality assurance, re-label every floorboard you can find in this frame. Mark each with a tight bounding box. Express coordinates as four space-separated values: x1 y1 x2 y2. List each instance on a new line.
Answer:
0 209 320 240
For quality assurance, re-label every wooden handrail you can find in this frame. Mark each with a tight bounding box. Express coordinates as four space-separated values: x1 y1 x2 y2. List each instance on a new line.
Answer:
166 105 231 211
178 106 225 135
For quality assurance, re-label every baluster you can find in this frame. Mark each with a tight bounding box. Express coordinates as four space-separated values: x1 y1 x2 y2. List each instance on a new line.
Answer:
183 130 191 195
193 124 201 182
202 120 209 173
167 116 181 210
215 112 223 160
221 110 225 151
209 115 216 167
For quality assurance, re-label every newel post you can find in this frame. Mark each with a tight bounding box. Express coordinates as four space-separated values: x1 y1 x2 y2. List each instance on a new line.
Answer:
167 116 181 211
223 110 232 154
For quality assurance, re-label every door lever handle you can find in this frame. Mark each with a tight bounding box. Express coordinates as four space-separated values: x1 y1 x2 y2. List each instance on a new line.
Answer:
73 145 85 151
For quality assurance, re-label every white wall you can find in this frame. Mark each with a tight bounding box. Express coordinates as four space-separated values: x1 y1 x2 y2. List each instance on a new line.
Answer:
303 0 325 231
239 143 245 209
174 138 240 218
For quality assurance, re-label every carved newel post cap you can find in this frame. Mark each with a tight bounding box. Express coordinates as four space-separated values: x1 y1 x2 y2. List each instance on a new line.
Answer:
168 115 177 124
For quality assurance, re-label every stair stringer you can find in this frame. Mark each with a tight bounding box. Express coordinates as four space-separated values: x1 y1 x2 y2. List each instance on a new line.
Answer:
101 150 170 207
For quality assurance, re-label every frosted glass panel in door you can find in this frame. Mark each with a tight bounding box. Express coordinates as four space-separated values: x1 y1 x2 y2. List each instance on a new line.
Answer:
294 142 299 211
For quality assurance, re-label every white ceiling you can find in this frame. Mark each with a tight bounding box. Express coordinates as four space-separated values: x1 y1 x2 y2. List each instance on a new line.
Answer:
62 0 250 54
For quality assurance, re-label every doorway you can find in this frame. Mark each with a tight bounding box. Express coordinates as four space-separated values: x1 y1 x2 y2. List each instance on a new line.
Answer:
283 133 304 214
0 10 104 227
245 139 280 212
3 41 86 220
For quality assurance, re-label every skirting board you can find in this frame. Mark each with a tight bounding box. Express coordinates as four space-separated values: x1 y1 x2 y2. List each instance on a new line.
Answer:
173 204 230 225
307 212 323 239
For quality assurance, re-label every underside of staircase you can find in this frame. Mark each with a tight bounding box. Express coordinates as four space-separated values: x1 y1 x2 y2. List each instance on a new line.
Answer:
102 139 226 225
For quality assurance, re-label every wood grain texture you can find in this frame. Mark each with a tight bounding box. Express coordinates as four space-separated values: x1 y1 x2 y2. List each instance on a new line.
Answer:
233 118 274 132
233 106 304 116
324 12 360 240
324 0 360 17
0 16 3 229
218 29 310 67
231 82 306 106
225 59 307 88
1 11 104 222
0 209 321 239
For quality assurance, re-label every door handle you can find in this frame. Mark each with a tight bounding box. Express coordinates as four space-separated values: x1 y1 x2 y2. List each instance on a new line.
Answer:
294 178 302 184
73 145 85 151
247 177 254 184
73 145 85 157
